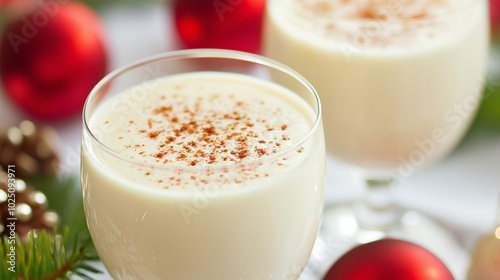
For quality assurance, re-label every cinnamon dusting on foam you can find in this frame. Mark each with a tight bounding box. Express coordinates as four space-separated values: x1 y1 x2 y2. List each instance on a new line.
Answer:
286 0 460 48
124 97 293 166
95 72 312 190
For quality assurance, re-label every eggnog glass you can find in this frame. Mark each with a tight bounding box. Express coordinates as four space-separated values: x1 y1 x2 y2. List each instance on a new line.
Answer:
81 49 325 280
265 0 489 277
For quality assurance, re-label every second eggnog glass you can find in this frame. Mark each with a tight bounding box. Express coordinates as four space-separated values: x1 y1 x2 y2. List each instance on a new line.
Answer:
264 0 489 277
81 49 325 280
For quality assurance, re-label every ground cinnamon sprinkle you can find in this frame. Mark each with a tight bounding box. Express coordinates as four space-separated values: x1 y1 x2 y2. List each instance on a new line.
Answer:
292 0 451 48
154 106 172 115
120 93 299 168
154 152 165 159
104 74 312 190
148 130 163 139
165 136 175 144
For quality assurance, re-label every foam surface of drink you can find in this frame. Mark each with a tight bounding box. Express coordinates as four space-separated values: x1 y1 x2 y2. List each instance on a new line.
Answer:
89 72 314 190
275 0 473 50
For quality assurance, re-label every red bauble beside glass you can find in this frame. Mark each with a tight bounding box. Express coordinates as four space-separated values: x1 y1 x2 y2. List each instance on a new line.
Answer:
491 0 500 32
173 0 265 54
0 1 107 120
324 239 454 280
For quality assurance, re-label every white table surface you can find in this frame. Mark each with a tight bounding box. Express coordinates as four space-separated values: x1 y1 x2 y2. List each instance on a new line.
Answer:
1 2 499 279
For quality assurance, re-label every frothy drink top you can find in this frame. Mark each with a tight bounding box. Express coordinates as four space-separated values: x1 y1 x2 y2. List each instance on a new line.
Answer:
275 0 472 49
89 72 314 190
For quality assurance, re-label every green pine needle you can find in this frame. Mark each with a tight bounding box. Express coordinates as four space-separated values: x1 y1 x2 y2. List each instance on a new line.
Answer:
1 228 101 280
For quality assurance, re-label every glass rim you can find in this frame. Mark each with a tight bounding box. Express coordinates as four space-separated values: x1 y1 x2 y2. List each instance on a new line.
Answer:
82 48 322 173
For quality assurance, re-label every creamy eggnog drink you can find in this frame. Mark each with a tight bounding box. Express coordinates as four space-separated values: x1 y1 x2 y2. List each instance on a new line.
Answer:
81 51 325 280
264 0 489 172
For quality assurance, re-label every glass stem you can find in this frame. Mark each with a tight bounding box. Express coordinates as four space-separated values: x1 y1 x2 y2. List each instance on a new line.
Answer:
355 177 401 230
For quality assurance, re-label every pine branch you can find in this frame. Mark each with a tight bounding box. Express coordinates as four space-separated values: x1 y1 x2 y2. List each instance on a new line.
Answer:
1 228 101 280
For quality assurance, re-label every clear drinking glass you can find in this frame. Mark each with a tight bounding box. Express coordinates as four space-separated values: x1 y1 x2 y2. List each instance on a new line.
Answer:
81 49 325 279
264 0 489 277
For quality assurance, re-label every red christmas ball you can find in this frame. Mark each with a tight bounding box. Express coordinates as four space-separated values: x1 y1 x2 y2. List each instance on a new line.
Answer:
173 0 265 53
492 0 500 32
324 239 454 280
0 0 33 8
0 0 13 8
0 0 107 120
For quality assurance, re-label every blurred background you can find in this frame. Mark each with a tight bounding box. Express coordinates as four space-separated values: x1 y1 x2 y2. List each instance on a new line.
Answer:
0 0 499 279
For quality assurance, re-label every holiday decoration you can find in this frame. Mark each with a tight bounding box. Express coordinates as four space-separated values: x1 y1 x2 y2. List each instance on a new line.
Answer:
0 0 107 120
492 0 500 32
173 0 265 53
0 228 100 279
0 0 34 14
0 169 59 242
323 239 453 280
0 120 59 178
0 120 60 241
467 228 500 280
0 121 87 237
0 120 100 278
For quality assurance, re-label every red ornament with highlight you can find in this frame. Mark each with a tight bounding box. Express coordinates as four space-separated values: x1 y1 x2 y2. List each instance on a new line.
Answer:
492 0 500 32
0 0 107 120
324 239 454 280
173 0 265 54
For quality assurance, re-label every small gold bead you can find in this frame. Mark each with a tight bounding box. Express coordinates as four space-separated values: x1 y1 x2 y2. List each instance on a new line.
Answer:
19 120 36 137
43 211 60 228
15 203 32 222
29 191 48 209
7 127 22 146
0 189 7 203
15 179 27 193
